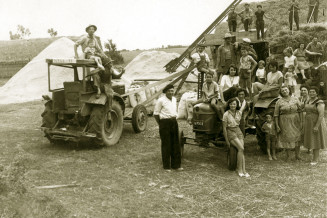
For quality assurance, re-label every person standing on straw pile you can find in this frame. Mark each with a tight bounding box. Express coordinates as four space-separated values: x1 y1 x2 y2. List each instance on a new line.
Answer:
238 3 253 32
254 5 272 40
154 85 183 172
289 0 300 31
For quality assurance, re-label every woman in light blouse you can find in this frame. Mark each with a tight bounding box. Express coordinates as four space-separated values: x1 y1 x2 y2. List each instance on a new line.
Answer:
223 98 249 177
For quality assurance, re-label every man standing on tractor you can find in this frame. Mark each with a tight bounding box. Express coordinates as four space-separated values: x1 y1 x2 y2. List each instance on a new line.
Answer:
154 85 182 172
216 33 237 83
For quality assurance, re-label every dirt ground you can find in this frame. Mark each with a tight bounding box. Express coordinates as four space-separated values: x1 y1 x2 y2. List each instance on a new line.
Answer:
0 101 326 217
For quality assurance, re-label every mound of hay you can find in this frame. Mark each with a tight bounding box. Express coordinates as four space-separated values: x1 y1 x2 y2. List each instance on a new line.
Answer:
0 37 84 105
122 51 191 82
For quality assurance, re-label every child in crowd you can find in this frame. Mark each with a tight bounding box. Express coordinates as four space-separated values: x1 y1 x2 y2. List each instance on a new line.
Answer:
239 48 257 98
283 47 298 75
284 65 297 94
252 60 266 99
192 71 224 119
256 60 266 84
262 114 277 160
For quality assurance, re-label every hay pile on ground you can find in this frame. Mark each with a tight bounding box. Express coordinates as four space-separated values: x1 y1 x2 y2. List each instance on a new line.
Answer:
122 51 191 82
0 37 83 105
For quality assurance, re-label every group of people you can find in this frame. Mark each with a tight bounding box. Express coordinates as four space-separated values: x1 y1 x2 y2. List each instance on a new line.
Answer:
228 0 321 39
227 3 272 40
154 37 326 177
289 0 321 31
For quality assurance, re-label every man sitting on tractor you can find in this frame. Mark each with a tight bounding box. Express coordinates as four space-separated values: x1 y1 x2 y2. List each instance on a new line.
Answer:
74 24 108 97
192 71 225 120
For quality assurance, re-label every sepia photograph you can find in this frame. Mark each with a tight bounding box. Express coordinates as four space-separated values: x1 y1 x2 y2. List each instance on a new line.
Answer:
0 0 326 217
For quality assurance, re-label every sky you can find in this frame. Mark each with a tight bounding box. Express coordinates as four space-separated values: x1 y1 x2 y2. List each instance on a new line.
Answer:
0 0 264 50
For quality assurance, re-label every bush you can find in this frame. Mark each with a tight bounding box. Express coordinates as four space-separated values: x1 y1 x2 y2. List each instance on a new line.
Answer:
104 39 124 65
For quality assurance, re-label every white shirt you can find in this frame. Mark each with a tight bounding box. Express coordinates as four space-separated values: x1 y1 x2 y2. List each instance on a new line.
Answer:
191 52 210 64
154 95 177 119
284 55 296 68
236 97 247 113
256 68 265 79
220 75 240 92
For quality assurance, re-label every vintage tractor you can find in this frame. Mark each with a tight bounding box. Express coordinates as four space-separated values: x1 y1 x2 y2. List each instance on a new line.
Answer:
191 102 239 170
41 58 148 146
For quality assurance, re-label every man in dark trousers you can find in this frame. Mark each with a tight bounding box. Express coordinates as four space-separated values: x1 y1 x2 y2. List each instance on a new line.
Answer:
254 5 271 40
228 6 238 32
239 3 253 31
289 0 300 31
307 0 320 23
154 85 182 171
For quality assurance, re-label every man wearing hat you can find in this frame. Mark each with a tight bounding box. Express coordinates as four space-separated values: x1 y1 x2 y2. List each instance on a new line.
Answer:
74 24 107 70
216 33 237 83
236 38 257 60
154 84 182 171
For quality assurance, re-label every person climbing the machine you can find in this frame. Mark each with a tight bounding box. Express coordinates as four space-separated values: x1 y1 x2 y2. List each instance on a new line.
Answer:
192 71 225 120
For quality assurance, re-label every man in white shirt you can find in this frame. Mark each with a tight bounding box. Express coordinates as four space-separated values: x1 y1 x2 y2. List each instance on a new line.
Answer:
154 84 182 171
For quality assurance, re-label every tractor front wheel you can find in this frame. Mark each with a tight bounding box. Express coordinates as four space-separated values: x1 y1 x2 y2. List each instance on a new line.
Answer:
88 100 124 146
132 104 148 133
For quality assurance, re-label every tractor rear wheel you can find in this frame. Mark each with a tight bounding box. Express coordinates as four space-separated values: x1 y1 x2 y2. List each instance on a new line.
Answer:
132 104 148 133
41 101 57 142
88 100 123 146
227 146 237 171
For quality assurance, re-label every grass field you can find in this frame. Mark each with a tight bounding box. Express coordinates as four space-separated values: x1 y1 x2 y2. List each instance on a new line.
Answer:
0 101 326 217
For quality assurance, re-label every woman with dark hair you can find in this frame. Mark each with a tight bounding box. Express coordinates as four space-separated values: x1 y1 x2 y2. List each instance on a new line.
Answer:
303 86 327 165
220 64 240 102
298 85 310 104
274 86 302 161
222 98 249 177
253 60 283 96
293 43 310 81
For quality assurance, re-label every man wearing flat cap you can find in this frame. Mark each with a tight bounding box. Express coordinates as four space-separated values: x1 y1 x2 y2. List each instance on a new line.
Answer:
154 84 182 171
216 32 237 83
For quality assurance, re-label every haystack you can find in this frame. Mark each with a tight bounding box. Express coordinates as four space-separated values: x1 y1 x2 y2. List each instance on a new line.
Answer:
122 51 192 82
0 37 83 104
